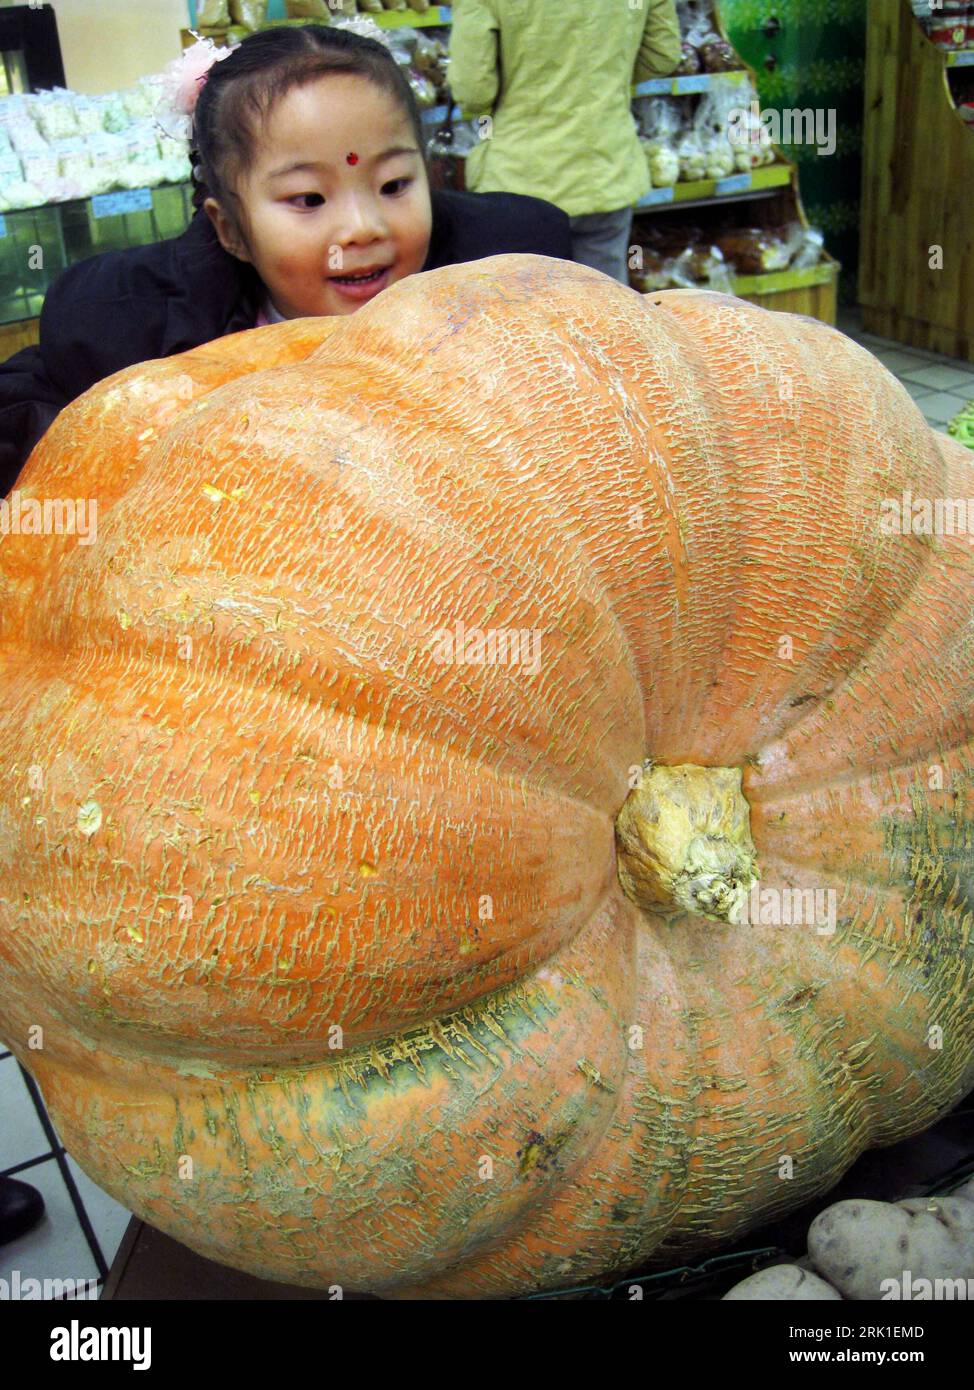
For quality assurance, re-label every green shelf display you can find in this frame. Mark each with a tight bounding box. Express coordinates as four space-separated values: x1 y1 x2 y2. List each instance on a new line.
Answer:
0 183 194 327
635 160 791 211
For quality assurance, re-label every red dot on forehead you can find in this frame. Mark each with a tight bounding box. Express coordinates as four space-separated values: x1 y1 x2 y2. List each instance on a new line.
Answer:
346 151 359 165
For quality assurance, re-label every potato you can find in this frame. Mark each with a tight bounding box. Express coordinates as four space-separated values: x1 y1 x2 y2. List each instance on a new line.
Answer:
808 1197 974 1300
723 1264 842 1300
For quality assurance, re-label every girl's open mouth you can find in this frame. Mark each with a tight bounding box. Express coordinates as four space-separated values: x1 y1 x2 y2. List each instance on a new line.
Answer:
328 266 391 300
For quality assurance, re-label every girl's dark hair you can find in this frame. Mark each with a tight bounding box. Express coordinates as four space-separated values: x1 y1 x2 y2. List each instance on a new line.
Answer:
190 24 428 240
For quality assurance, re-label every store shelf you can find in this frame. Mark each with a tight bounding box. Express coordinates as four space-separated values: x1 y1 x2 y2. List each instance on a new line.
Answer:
0 183 193 327
370 5 451 28
635 161 791 210
632 69 748 98
729 258 837 297
186 7 451 37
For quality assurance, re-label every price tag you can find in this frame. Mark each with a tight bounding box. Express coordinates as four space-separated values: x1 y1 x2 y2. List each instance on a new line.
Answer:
91 187 153 218
633 78 671 96
671 75 708 95
638 186 675 207
950 50 974 67
0 215 6 238
715 172 752 196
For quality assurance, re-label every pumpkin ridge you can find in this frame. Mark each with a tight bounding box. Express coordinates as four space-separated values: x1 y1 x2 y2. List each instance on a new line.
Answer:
4 254 974 1296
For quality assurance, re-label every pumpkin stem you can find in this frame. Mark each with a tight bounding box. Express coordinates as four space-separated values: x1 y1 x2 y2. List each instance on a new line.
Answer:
615 762 759 924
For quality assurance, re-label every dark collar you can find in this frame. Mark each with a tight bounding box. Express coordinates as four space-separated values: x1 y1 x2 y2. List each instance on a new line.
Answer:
164 206 264 351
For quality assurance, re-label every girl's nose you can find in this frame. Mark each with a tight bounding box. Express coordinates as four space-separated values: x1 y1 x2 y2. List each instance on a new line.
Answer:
331 193 388 245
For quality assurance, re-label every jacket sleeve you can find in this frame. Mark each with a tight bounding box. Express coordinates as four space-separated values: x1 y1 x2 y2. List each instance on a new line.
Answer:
0 256 169 496
633 0 683 82
0 339 69 498
448 0 500 117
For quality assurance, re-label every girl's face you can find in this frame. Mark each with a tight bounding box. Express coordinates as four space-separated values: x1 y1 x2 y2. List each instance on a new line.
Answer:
205 73 432 318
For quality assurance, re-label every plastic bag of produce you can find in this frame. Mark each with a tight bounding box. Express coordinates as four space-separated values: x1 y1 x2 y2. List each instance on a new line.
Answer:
407 71 437 108
682 0 721 48
197 0 231 25
634 94 683 142
229 0 268 27
33 89 80 141
786 224 826 270
629 248 670 292
20 148 65 202
100 90 131 133
642 139 679 187
675 41 701 75
284 0 330 16
54 136 91 183
676 130 706 182
716 228 791 274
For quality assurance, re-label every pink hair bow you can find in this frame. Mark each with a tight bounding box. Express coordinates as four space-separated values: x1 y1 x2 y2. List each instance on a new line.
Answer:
160 31 236 121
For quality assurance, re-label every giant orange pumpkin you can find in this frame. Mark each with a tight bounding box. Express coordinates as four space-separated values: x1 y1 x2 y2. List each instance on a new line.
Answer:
1 255 972 1299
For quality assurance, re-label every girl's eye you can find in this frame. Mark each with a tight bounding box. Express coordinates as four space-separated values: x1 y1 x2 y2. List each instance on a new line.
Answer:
382 177 412 196
289 193 325 209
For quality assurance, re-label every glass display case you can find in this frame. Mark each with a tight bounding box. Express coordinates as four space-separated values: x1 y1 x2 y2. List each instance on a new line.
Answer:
0 181 194 327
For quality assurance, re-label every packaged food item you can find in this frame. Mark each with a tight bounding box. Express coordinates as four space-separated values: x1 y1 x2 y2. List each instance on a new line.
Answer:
358 0 385 11
715 228 791 274
675 42 701 75
629 249 670 293
699 40 739 71
197 0 231 25
629 226 733 294
668 245 733 292
53 136 91 184
676 129 707 181
0 148 24 185
0 160 44 213
783 222 826 270
19 147 63 202
407 72 437 108
284 0 333 15
642 139 679 187
33 89 80 141
229 0 268 29
73 96 105 135
381 0 410 10
413 33 442 76
100 90 131 133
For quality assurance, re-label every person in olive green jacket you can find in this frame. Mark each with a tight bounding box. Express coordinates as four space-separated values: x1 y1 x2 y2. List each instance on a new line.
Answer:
448 0 682 284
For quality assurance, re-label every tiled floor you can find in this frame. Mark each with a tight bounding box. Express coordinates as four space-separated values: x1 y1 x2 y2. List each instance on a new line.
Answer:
836 306 974 434
1 303 973 1302
0 1048 131 1298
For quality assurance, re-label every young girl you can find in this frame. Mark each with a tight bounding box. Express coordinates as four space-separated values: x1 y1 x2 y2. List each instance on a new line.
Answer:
0 23 572 492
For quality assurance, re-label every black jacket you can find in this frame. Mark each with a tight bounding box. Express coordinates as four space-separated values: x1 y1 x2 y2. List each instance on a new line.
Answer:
0 187 572 493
